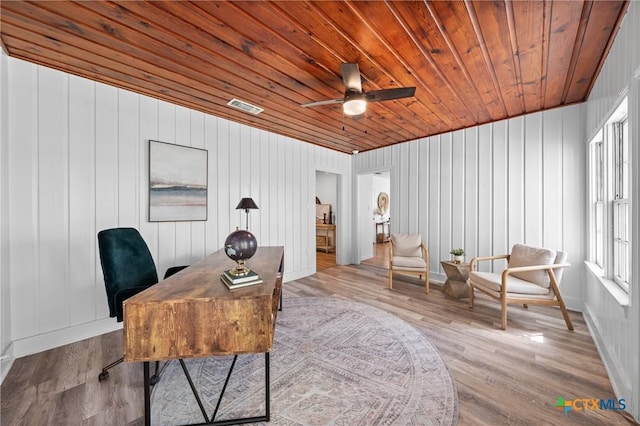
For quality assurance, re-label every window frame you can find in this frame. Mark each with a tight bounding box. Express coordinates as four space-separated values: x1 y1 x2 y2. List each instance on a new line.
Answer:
589 131 605 269
588 98 630 293
612 116 630 291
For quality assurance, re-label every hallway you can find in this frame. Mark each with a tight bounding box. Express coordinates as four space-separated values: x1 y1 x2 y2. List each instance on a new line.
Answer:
361 241 389 269
316 242 389 271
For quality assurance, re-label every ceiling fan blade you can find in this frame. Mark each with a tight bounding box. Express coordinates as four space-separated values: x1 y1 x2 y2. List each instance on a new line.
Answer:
300 98 343 108
341 63 362 92
304 64 413 111
366 87 416 102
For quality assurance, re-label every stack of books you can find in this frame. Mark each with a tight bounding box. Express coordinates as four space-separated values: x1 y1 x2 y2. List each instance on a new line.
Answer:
220 269 263 289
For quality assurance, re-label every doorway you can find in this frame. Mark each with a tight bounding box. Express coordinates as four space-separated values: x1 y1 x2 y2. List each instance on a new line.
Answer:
316 171 338 271
357 169 391 268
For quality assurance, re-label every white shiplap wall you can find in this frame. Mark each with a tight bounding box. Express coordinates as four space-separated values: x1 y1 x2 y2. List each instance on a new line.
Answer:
0 54 352 374
583 1 639 421
354 105 586 308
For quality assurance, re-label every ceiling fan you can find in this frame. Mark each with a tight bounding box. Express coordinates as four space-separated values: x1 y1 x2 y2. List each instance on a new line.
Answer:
301 63 416 117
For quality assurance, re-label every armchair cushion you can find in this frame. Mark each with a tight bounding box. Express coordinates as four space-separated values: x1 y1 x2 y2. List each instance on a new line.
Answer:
391 234 423 257
469 271 550 295
392 256 426 269
508 244 556 288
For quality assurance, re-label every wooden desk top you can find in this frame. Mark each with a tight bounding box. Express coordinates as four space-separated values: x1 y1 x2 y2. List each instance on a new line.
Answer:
123 246 284 362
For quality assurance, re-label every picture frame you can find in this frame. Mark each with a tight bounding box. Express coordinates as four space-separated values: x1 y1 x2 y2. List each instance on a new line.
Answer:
149 140 208 222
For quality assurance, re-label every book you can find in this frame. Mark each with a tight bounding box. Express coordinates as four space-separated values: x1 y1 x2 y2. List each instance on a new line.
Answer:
222 269 260 284
221 273 263 290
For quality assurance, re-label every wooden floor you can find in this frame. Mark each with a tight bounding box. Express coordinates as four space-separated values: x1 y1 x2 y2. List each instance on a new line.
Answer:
2 251 637 425
316 248 336 271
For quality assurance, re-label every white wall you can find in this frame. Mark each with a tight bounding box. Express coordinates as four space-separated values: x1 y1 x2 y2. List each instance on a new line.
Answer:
354 105 585 303
0 53 352 378
583 1 640 421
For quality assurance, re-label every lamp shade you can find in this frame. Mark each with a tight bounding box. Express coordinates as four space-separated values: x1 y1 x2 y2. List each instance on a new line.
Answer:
236 197 259 210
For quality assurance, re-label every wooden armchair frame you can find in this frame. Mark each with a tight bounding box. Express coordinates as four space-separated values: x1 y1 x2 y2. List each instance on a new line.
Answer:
388 240 430 293
468 254 573 330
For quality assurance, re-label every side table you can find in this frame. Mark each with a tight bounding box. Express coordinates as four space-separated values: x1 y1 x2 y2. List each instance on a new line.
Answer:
375 220 391 243
440 261 470 298
316 224 336 253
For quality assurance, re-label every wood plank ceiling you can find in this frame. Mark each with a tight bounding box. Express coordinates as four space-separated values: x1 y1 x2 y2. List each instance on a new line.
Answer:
0 1 629 154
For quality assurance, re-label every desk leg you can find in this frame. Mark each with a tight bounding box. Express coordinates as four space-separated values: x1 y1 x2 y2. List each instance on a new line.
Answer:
265 352 270 421
143 361 151 426
172 353 270 425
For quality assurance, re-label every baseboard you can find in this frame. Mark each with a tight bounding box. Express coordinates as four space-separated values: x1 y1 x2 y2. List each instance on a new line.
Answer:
13 318 120 362
563 295 584 312
284 267 315 283
582 304 633 410
431 273 446 284
1 317 121 385
1 345 15 384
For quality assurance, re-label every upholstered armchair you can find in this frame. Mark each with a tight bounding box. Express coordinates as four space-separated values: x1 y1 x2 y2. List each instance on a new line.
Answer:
467 244 573 330
388 233 430 293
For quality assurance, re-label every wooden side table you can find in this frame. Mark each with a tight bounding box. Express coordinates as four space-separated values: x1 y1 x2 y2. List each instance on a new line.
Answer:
375 220 390 243
316 224 336 253
440 261 470 298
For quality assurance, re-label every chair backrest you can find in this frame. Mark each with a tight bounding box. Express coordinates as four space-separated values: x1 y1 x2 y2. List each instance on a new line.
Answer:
391 234 423 257
508 244 568 288
98 228 158 318
553 250 568 284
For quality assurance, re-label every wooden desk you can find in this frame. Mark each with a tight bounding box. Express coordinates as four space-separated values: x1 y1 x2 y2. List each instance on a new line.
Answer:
123 246 284 425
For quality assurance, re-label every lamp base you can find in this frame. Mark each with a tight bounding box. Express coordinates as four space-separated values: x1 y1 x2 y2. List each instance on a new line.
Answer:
228 259 250 277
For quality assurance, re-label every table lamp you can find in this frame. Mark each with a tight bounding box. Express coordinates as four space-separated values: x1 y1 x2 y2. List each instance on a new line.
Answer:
236 197 259 230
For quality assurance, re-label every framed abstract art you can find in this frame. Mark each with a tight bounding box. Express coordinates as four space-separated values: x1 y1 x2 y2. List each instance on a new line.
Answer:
148 140 208 222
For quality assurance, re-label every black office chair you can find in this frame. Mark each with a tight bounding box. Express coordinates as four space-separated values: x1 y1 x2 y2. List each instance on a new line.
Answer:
97 227 187 383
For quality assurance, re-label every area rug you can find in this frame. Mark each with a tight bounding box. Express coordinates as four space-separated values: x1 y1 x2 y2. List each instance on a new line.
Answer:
151 296 458 425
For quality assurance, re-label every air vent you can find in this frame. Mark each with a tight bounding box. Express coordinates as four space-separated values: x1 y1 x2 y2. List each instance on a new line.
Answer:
227 98 264 115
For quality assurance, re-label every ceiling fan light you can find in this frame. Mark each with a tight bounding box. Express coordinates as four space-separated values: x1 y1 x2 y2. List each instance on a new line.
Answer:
343 96 367 116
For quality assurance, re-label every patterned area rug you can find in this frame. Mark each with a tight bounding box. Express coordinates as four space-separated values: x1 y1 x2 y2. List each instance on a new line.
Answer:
151 296 458 425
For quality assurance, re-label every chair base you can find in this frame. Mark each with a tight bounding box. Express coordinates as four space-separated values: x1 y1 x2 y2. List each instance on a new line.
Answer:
469 284 574 331
99 357 160 385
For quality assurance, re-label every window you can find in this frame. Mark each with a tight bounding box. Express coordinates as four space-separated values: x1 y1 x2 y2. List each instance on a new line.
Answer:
590 130 604 268
588 98 630 292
